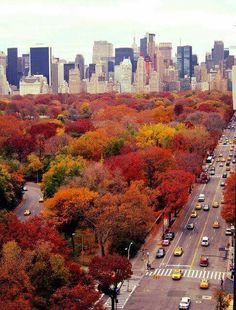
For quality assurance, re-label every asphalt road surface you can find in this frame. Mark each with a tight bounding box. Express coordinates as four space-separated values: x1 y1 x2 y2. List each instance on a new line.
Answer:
15 182 44 222
121 115 236 310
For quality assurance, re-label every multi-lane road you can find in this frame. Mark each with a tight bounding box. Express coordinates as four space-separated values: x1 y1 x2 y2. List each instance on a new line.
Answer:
15 182 44 221
121 115 236 310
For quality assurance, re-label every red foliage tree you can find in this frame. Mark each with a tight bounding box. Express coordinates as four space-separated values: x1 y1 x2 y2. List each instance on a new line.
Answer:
221 172 236 223
50 284 104 310
65 119 95 136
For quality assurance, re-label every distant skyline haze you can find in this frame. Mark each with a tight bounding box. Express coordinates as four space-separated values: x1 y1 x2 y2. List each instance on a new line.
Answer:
1 0 236 62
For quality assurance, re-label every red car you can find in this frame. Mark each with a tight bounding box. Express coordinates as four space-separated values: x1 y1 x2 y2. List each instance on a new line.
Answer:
162 239 170 246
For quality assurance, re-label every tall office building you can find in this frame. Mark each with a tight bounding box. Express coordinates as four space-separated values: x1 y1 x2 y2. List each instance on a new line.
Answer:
6 48 18 87
115 48 134 66
22 54 30 76
64 63 75 83
131 36 139 60
232 66 236 110
30 47 52 85
177 45 193 78
115 58 132 93
0 65 11 95
51 58 64 93
135 56 146 92
75 54 85 80
158 43 172 67
69 67 81 94
92 41 113 64
212 41 224 66
140 37 148 57
0 52 7 73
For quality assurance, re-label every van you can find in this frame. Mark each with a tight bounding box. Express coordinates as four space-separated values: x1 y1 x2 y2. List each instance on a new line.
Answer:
201 236 209 246
198 194 205 202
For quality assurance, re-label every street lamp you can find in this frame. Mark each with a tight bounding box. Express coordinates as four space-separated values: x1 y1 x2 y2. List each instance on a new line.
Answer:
125 242 133 292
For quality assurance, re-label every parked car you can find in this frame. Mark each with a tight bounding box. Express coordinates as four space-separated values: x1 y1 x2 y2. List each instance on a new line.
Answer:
162 239 170 246
225 228 233 236
165 231 175 240
156 248 165 258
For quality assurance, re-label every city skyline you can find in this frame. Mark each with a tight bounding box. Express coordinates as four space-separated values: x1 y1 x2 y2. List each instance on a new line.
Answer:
1 0 236 63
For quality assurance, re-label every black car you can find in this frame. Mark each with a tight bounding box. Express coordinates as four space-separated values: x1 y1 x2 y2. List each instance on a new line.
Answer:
203 204 210 211
156 248 166 258
222 172 227 178
186 223 194 230
165 231 175 240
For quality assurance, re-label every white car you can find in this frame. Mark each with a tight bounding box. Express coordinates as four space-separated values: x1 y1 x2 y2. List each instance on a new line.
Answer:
201 236 209 246
198 194 205 202
179 297 191 309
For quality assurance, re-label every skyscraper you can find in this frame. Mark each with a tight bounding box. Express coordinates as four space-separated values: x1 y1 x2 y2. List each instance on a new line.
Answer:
212 41 224 66
75 54 85 80
64 63 75 83
0 52 7 74
22 54 30 76
115 48 134 66
135 56 146 92
69 67 81 94
7 48 18 87
177 46 193 78
30 47 52 85
51 58 64 93
140 37 148 57
92 41 113 64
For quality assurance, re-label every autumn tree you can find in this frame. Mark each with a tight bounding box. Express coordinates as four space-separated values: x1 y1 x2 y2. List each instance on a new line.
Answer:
42 154 86 197
43 187 98 234
50 284 104 310
221 172 236 223
89 254 132 309
158 169 195 224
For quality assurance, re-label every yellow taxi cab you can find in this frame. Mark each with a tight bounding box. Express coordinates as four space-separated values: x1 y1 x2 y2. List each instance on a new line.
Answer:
213 221 220 228
226 166 231 171
219 153 223 157
171 269 183 280
195 203 202 210
216 158 221 162
212 201 219 208
174 246 183 256
227 157 231 161
191 210 198 218
200 279 209 289
221 158 226 162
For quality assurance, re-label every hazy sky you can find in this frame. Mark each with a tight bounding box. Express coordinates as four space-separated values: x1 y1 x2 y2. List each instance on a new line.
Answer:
1 0 236 63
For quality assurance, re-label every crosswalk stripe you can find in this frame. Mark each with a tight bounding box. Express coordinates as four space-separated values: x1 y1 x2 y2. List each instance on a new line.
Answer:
206 271 210 278
214 272 218 280
157 269 162 275
186 270 191 277
160 269 166 276
195 270 199 278
183 270 188 276
153 269 158 276
210 272 214 279
198 270 203 278
166 269 172 276
202 271 206 278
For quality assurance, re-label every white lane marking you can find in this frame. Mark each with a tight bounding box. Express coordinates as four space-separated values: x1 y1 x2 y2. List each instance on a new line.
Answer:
214 272 218 280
